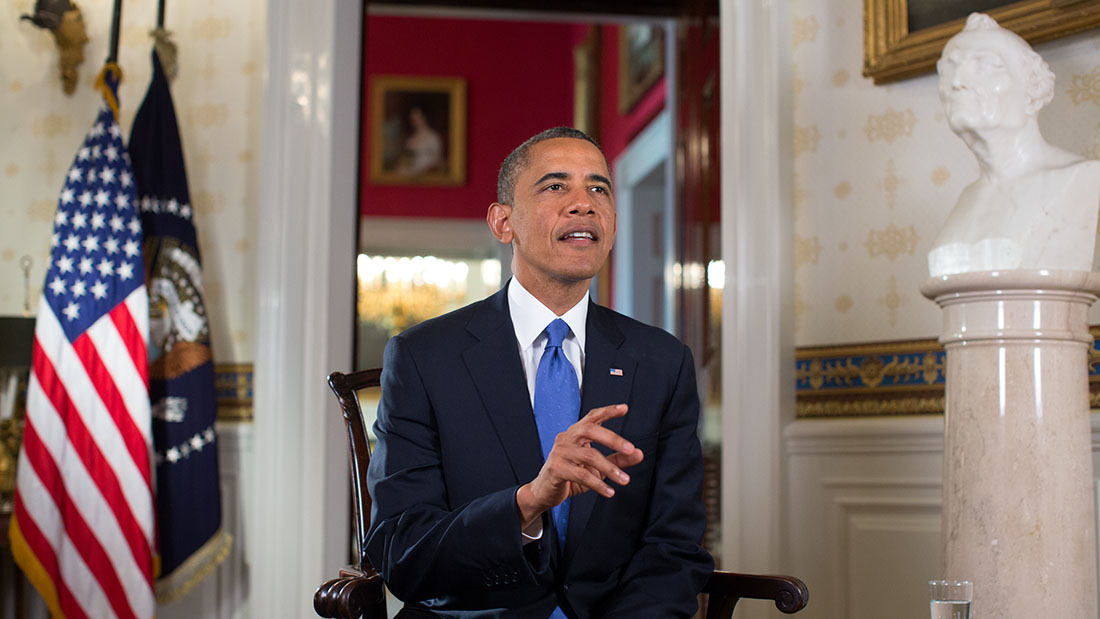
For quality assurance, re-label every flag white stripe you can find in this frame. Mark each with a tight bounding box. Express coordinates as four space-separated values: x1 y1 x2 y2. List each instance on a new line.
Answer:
33 300 155 540
25 364 155 618
124 288 149 350
16 443 108 619
88 308 153 446
59 528 119 619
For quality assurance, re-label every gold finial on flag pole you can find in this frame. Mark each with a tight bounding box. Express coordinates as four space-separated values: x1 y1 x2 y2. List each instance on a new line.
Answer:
94 63 124 121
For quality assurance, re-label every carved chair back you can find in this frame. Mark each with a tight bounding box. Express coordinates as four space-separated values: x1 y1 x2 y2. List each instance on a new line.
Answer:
314 369 386 619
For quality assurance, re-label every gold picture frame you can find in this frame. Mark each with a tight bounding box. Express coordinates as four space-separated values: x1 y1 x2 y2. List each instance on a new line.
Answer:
863 0 1100 84
619 24 665 115
574 28 602 137
369 76 466 186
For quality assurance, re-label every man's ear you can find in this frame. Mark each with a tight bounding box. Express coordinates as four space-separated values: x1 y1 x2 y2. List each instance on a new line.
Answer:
487 202 514 244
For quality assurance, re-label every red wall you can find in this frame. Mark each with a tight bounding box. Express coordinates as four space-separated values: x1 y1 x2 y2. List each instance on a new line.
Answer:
360 16 579 220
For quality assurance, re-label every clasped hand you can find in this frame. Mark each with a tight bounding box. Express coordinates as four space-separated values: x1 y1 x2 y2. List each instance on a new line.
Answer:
516 404 643 529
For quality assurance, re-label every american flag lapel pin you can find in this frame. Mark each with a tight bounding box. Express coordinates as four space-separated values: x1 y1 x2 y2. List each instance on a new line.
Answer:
609 368 623 376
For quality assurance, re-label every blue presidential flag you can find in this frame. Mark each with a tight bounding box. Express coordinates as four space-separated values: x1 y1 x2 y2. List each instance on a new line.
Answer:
128 49 230 602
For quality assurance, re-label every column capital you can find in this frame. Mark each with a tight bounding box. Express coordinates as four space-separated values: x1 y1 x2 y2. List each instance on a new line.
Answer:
922 269 1100 346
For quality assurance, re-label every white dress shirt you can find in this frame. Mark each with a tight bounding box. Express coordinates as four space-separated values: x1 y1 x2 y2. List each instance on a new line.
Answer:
507 277 589 542
507 277 588 404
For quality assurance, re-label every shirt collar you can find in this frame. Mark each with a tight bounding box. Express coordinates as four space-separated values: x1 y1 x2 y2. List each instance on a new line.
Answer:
507 277 589 351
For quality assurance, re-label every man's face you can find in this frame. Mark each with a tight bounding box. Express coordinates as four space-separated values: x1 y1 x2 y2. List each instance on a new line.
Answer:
492 137 616 290
938 31 1031 135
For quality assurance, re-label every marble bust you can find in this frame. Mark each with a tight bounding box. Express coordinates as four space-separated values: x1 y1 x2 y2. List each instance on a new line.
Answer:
927 13 1100 278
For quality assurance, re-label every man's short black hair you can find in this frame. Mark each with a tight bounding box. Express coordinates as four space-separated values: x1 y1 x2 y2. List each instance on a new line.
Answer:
496 127 606 205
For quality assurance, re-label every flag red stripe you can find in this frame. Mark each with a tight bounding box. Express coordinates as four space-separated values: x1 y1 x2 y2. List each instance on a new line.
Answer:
111 303 148 387
70 332 153 490
21 421 139 619
12 495 87 619
33 338 155 581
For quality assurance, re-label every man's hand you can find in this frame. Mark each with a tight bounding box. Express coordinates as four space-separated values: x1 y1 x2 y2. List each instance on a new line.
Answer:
516 404 643 529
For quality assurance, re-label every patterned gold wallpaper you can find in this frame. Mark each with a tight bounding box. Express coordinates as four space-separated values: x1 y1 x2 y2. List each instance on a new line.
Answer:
1 0 264 363
793 0 1100 347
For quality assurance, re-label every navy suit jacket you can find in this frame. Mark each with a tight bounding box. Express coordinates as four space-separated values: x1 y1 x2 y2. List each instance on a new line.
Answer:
365 284 713 618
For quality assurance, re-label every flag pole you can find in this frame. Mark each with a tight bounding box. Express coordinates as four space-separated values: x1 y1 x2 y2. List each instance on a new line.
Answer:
107 0 123 63
157 0 165 29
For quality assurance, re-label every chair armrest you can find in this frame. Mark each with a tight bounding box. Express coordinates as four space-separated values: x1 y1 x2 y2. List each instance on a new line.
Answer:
314 565 387 619
702 570 809 616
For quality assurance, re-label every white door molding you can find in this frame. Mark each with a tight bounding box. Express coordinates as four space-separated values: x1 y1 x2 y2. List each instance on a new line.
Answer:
250 0 361 616
719 0 794 592
611 108 672 328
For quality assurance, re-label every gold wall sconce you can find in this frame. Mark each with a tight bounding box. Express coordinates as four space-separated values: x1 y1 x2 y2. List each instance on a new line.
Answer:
21 0 89 95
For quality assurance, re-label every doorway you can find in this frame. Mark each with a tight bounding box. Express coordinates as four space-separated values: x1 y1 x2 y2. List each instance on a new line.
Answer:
612 109 674 333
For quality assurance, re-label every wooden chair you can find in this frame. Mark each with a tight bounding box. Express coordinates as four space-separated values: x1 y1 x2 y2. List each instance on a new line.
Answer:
314 369 808 619
314 369 387 619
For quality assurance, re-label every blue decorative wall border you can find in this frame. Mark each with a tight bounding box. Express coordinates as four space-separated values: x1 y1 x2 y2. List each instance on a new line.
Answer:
796 328 1100 417
214 363 253 421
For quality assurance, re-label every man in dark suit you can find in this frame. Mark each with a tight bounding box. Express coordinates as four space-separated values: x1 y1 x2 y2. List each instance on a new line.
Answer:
366 127 713 618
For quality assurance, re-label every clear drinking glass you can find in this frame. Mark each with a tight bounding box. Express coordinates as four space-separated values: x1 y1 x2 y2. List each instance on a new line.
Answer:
929 580 972 619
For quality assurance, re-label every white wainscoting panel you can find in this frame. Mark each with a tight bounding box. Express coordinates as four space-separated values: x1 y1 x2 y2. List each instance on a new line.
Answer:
830 482 941 619
785 416 944 619
786 413 1100 618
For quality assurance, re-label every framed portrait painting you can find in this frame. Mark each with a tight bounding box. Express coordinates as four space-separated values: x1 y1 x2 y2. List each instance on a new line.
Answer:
619 24 666 115
864 0 1100 84
370 76 466 186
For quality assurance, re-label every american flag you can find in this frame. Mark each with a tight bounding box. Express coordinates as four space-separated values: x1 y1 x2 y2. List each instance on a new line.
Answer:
9 74 156 619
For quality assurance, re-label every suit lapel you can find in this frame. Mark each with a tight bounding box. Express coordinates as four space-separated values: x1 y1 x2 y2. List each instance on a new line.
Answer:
564 303 636 566
462 287 544 486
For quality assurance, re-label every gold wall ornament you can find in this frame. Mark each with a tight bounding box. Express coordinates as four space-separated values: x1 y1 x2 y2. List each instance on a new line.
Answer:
1068 65 1100 105
878 274 905 327
20 0 88 95
52 4 87 95
864 0 1100 85
795 235 823 268
835 294 854 313
152 28 179 81
21 0 69 29
793 172 808 213
833 181 852 199
793 14 820 48
794 281 811 333
865 223 919 260
864 107 916 144
880 158 903 209
792 65 805 108
793 124 822 157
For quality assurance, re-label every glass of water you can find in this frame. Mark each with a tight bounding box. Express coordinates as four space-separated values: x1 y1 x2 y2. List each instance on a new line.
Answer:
929 580 972 619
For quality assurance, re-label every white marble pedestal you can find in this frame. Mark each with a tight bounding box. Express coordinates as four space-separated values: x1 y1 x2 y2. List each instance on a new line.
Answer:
922 270 1100 618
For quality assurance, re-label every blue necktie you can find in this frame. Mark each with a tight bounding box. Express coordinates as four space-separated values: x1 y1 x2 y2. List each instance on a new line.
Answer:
533 319 579 619
533 318 581 548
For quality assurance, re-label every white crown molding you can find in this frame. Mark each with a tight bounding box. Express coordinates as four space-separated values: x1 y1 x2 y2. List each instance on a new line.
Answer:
786 412 1100 455
785 416 946 455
